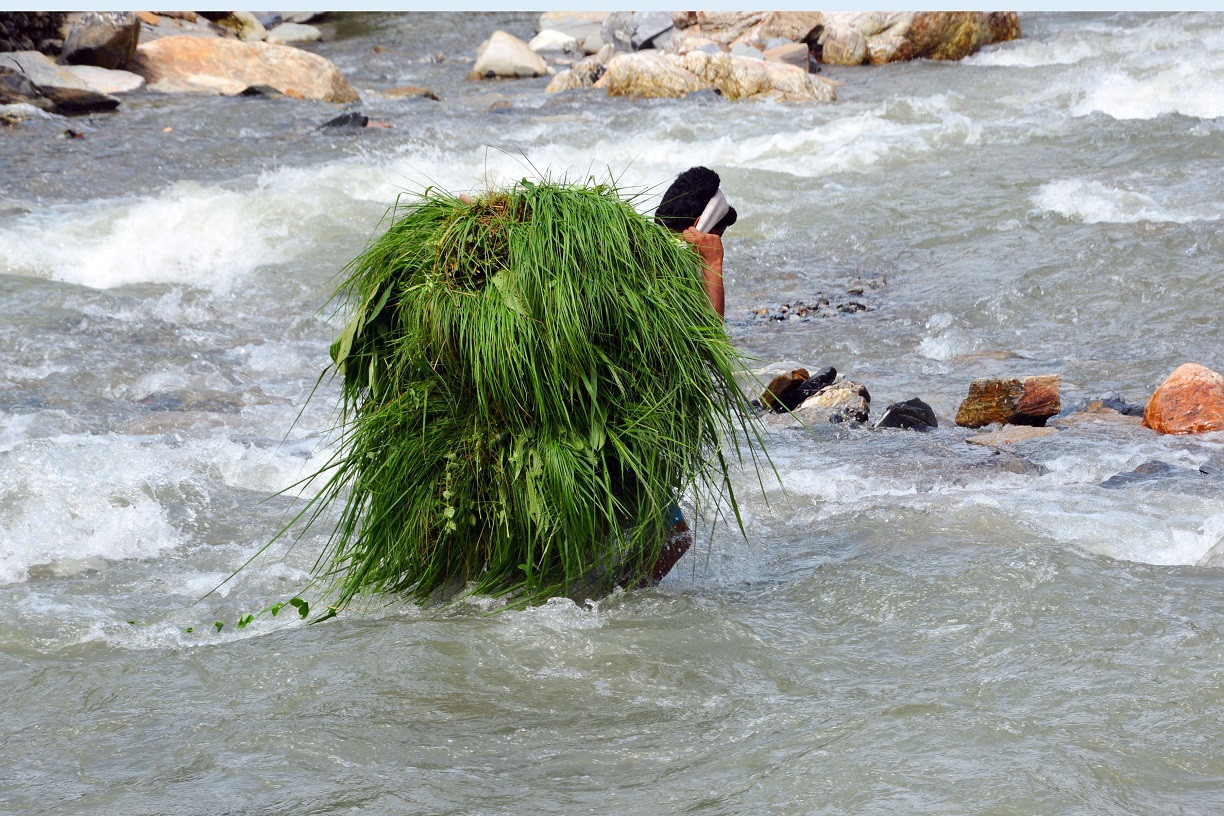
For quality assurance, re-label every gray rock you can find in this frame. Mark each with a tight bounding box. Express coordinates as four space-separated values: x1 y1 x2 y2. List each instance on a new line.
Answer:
0 50 92 92
729 43 763 59
763 42 810 70
59 12 139 70
268 22 322 44
538 11 604 55
1100 460 1224 495
630 11 674 50
282 12 327 24
62 64 144 94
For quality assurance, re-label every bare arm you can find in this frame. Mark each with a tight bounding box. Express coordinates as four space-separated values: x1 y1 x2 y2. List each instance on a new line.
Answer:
680 227 724 318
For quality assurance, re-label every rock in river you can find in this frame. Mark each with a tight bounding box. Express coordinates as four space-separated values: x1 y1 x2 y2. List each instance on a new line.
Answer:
1143 363 1224 435
128 35 359 101
875 398 938 431
603 50 835 101
955 375 1061 428
470 31 548 79
59 12 140 70
794 379 870 424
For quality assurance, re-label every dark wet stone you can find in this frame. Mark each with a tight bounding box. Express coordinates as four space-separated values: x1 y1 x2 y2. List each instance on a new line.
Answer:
1100 460 1214 489
240 84 285 97
320 111 368 129
38 84 118 114
875 397 938 431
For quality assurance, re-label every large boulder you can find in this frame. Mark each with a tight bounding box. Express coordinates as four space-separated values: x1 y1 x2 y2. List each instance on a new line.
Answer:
603 50 835 102
955 375 1061 428
128 35 359 101
603 51 707 97
58 12 139 69
818 12 1021 65
1143 363 1224 435
470 30 548 79
538 12 605 55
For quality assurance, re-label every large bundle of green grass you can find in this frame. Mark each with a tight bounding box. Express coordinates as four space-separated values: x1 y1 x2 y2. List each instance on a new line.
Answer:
305 179 760 609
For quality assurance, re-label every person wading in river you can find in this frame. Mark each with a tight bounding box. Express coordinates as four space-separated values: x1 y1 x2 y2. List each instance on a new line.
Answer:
627 165 738 586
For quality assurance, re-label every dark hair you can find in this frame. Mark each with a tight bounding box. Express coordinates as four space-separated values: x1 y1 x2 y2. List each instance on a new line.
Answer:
655 166 737 234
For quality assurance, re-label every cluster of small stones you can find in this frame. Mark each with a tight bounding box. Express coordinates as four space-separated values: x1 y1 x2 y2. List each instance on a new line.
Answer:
751 276 886 322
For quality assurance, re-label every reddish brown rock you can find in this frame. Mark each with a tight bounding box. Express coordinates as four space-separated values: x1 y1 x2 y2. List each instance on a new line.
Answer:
955 375 1061 428
760 368 808 411
129 35 358 101
1142 363 1224 435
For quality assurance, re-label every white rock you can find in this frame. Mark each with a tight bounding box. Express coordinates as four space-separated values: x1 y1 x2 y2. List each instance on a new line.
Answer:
537 11 605 55
0 51 92 91
268 22 322 44
471 30 547 79
62 64 146 94
529 29 578 53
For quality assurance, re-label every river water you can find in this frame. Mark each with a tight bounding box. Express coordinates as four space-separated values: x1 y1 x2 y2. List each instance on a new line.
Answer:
2 11 1223 815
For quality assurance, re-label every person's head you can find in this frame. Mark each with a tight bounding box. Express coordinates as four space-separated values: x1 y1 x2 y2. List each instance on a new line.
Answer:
655 166 737 235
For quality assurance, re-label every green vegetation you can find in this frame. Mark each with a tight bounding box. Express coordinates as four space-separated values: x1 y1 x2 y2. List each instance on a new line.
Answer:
290 178 764 611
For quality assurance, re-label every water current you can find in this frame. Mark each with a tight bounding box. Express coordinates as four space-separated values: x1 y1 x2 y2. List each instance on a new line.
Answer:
2 11 1223 815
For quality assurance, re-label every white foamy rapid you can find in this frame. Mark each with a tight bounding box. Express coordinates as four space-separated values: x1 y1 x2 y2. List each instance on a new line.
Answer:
1032 179 1224 225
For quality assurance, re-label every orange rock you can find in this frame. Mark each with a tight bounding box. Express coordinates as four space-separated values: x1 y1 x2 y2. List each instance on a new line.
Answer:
136 11 159 26
1142 363 1224 435
129 35 359 102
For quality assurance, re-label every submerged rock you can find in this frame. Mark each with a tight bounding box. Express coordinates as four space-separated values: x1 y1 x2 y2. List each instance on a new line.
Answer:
955 375 1061 428
1142 363 1224 435
965 426 1057 447
470 31 548 79
875 398 938 431
381 84 440 101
